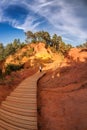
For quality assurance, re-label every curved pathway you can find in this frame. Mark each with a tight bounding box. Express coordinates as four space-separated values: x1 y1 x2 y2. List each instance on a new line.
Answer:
0 71 45 130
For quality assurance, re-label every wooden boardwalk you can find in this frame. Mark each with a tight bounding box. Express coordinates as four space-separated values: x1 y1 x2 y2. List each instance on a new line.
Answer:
0 71 45 130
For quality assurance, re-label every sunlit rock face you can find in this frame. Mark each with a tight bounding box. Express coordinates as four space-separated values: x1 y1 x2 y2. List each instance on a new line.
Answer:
68 48 87 62
34 43 51 59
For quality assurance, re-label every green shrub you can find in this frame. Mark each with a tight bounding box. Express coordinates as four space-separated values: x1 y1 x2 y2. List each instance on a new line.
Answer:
5 64 24 75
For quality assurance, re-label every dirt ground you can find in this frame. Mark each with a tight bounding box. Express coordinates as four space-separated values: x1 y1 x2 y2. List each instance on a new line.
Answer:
0 48 87 130
37 60 87 130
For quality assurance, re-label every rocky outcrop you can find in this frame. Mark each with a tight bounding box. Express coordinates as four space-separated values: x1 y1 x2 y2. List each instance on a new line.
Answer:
34 43 51 59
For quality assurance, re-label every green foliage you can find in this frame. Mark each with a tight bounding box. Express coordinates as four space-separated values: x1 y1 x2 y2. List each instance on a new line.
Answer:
0 31 73 60
0 69 2 78
21 47 34 58
0 43 5 61
25 31 36 43
76 41 87 48
5 64 24 75
25 30 73 56
21 52 28 57
29 47 34 53
12 39 26 50
41 31 51 45
0 39 26 61
25 31 51 46
59 43 72 56
4 43 15 57
51 34 62 50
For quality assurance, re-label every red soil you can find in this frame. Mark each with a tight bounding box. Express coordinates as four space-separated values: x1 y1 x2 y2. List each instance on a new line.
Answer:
37 58 87 130
0 48 87 130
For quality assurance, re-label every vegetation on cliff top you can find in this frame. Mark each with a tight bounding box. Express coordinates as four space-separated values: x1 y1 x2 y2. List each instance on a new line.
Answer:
0 30 87 76
0 31 73 61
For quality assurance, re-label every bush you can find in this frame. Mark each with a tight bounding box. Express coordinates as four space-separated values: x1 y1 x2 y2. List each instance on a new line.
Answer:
59 43 72 56
5 64 24 75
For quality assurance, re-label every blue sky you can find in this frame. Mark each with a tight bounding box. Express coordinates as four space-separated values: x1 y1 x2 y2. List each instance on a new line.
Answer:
0 0 87 46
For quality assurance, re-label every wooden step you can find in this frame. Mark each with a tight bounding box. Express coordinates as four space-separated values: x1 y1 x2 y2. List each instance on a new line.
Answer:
13 89 36 93
9 92 37 96
14 86 36 90
6 96 36 101
10 92 36 97
0 109 37 123
2 101 36 109
0 120 29 130
18 84 36 88
13 88 36 92
18 83 35 87
2 101 37 109
0 116 37 129
1 105 37 116
0 119 37 130
6 98 36 103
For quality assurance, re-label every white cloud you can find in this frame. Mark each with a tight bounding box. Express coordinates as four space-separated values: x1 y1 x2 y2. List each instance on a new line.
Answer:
14 16 41 32
30 0 87 44
0 0 87 45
